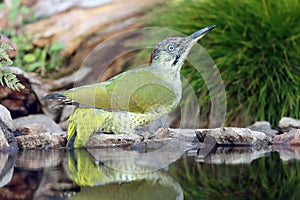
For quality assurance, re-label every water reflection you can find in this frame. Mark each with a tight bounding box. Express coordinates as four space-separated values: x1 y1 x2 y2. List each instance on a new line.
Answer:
0 152 16 188
67 149 183 200
0 145 300 199
197 146 272 164
171 149 300 199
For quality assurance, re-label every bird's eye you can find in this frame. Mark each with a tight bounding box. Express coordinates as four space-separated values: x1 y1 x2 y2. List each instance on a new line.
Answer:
168 45 175 51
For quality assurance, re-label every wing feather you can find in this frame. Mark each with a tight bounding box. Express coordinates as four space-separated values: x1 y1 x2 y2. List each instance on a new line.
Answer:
63 69 178 113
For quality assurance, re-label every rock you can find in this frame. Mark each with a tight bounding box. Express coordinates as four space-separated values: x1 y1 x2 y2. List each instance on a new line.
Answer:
87 132 189 172
85 128 194 148
279 117 300 132
13 114 66 149
149 128 172 140
196 127 271 146
13 114 64 135
291 129 300 145
85 129 194 173
248 121 278 138
0 105 18 150
272 132 294 145
0 128 10 149
16 132 66 149
272 129 300 146
0 104 13 130
86 132 142 147
28 0 113 18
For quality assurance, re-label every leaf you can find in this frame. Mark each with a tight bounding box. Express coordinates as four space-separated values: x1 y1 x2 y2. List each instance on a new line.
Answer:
20 6 30 15
0 58 13 66
0 42 14 51
8 7 19 22
24 53 37 63
12 0 21 8
50 41 64 52
25 62 40 72
0 40 25 91
0 71 4 86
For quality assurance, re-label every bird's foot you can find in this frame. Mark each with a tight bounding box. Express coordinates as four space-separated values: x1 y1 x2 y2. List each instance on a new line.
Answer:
134 129 151 151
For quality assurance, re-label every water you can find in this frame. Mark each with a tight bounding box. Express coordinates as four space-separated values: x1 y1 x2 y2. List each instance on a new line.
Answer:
0 145 300 200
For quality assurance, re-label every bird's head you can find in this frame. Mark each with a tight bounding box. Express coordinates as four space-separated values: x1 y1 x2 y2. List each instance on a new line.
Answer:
149 25 215 70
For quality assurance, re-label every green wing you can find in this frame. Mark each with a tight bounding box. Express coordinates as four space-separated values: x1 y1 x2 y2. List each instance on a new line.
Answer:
64 69 178 113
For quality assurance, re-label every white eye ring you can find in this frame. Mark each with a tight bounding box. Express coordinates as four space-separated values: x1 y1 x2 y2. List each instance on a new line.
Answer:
168 45 175 51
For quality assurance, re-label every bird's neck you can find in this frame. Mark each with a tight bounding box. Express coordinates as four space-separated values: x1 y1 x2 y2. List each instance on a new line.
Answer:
149 63 183 98
150 63 181 81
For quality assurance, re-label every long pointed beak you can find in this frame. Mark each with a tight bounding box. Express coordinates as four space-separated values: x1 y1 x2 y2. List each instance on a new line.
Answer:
189 25 216 41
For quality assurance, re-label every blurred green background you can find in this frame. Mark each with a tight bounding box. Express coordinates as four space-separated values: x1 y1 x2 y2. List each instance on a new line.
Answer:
144 0 300 127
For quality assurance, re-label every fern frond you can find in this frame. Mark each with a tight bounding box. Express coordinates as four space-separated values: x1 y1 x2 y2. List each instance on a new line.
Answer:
0 40 25 91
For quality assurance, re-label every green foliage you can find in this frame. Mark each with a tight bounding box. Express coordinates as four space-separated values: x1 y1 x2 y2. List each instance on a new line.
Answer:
0 1 63 76
0 0 37 27
146 0 300 126
12 34 64 76
0 30 64 76
0 40 24 90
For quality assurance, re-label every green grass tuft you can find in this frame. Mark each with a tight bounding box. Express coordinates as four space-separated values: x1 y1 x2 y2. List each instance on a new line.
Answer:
145 0 300 127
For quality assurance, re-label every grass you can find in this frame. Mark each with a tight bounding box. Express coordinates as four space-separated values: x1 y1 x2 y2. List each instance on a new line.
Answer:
144 0 300 127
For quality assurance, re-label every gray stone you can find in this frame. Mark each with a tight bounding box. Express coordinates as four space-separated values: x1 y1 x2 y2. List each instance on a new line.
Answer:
272 132 294 145
86 132 142 147
196 127 271 146
292 129 300 145
85 128 196 172
0 104 13 149
31 0 113 17
0 128 9 149
85 128 192 148
279 117 300 132
13 114 66 149
16 132 66 149
0 112 18 150
0 104 13 130
248 121 278 138
13 114 64 135
272 129 300 146
87 133 189 172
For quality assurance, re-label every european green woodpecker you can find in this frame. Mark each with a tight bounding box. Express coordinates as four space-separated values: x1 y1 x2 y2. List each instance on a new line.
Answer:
44 25 215 148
